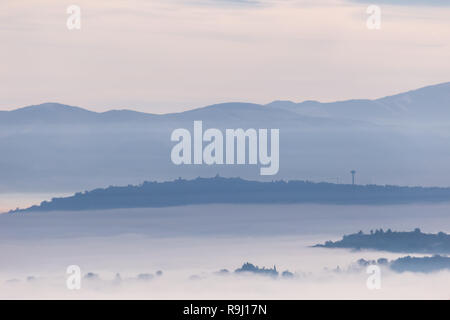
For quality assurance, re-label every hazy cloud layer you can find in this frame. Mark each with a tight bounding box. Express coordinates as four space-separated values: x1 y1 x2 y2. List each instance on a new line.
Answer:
1 0 449 113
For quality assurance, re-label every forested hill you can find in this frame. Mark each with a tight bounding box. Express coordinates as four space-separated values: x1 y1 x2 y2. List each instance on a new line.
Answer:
10 176 450 213
315 229 450 254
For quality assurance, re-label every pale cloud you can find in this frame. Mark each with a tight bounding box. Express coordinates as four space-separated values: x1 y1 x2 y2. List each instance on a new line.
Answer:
0 0 449 113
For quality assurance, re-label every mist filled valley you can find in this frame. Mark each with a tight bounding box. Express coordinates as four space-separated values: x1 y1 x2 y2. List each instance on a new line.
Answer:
2 0 450 305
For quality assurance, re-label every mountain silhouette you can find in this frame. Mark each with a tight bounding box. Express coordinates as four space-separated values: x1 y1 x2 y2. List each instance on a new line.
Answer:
9 176 450 214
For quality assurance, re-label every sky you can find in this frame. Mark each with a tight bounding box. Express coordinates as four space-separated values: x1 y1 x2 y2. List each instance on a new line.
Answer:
1 0 449 113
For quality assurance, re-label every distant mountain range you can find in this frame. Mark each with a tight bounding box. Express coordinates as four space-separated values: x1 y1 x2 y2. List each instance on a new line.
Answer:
343 255 450 274
9 176 450 214
1 82 449 193
267 82 450 124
